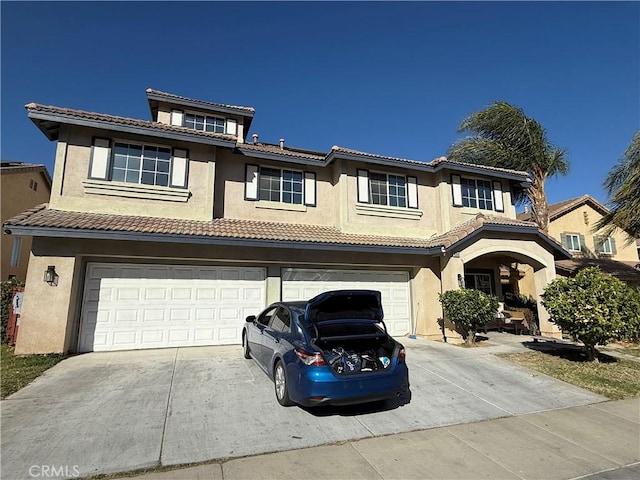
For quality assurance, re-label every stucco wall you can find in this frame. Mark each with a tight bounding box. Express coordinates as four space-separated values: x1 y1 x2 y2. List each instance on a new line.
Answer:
1 169 51 281
48 126 217 221
16 236 442 354
14 239 80 354
214 149 338 225
340 161 441 238
549 205 639 262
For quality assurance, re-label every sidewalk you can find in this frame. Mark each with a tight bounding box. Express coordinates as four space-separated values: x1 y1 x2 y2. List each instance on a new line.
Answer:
123 398 640 480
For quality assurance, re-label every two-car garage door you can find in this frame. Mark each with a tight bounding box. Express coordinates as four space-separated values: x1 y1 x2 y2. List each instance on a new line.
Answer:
78 263 266 352
78 263 412 352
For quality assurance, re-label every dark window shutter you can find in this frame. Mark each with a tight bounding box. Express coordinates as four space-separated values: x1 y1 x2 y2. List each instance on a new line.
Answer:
560 233 569 250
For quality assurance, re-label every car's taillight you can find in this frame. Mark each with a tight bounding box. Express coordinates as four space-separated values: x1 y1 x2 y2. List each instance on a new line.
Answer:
295 349 326 366
398 347 406 362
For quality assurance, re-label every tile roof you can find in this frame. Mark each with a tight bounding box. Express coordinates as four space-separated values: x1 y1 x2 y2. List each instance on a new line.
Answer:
426 213 551 249
4 206 563 258
518 194 609 222
237 143 326 161
4 205 437 250
146 88 255 114
25 103 237 142
331 146 530 177
555 258 640 287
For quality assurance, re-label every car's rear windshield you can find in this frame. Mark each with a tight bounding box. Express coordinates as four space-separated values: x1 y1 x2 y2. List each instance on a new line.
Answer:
315 321 383 338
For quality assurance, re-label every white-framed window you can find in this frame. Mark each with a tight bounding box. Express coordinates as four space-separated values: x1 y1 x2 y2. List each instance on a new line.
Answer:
10 237 21 267
369 172 407 207
560 233 585 252
595 236 616 255
112 142 172 187
461 178 494 210
88 138 188 189
245 164 316 206
259 167 303 204
452 175 504 212
357 169 418 209
183 113 226 133
465 272 493 295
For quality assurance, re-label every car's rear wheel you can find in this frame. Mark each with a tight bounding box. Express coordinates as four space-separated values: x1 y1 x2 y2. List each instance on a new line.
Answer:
243 333 251 359
274 361 293 406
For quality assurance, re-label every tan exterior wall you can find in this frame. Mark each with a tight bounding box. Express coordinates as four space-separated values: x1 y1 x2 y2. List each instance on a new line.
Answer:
14 239 80 354
48 126 217 221
435 171 516 233
1 169 51 280
548 205 639 262
16 236 442 354
340 161 441 237
214 149 338 226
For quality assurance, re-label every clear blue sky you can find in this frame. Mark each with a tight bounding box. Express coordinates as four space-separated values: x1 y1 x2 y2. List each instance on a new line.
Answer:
2 1 638 207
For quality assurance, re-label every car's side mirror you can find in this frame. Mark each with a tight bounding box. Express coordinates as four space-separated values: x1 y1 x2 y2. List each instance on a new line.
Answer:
246 315 256 323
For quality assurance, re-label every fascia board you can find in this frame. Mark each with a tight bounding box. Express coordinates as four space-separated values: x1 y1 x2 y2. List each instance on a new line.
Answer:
5 225 436 256
146 91 254 118
28 111 237 148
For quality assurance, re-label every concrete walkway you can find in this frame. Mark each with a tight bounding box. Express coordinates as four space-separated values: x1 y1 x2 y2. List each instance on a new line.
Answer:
124 398 640 480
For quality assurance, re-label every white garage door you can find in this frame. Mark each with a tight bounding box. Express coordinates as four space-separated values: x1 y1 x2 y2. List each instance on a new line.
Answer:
79 263 266 352
282 268 411 337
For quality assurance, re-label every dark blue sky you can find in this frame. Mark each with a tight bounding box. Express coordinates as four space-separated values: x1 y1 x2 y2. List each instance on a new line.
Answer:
2 1 638 206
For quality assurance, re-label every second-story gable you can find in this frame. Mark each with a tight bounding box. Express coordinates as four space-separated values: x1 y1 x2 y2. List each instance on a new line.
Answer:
520 195 639 262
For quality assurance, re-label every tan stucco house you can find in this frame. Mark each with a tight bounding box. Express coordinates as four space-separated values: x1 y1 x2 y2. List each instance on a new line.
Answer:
4 89 571 354
519 195 640 287
1 162 52 281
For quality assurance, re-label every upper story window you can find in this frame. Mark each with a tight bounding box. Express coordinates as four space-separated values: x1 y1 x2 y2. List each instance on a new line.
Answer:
183 113 225 133
113 143 171 187
357 169 418 209
452 175 504 212
170 110 238 136
88 137 189 189
594 236 616 255
461 178 493 210
245 164 316 207
561 233 584 253
259 167 303 204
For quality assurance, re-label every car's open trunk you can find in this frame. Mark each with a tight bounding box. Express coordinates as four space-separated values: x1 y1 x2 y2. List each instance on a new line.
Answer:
312 322 397 375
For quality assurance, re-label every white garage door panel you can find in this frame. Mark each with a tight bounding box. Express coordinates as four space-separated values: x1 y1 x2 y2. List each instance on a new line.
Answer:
282 268 411 337
79 263 266 352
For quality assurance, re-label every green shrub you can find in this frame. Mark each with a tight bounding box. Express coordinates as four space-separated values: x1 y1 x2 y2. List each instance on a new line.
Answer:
439 289 499 344
541 267 640 361
1 279 24 343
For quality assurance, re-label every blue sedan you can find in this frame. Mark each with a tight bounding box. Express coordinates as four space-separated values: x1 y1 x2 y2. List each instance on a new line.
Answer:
242 290 410 407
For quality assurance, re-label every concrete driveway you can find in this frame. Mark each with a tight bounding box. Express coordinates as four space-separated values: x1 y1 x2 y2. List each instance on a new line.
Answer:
1 336 605 479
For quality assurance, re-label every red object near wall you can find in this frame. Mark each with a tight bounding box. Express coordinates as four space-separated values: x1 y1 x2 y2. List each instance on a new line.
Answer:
6 287 24 346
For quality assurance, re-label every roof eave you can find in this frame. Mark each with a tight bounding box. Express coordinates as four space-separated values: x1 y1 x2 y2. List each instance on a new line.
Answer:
3 224 436 256
235 146 325 166
146 91 255 119
444 223 572 260
27 110 237 148
329 151 530 181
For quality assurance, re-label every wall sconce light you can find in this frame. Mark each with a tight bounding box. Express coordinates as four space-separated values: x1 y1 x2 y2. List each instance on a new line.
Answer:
44 265 58 286
457 273 465 289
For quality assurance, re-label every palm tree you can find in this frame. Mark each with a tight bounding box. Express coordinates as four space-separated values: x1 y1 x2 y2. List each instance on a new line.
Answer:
595 130 640 240
447 101 569 231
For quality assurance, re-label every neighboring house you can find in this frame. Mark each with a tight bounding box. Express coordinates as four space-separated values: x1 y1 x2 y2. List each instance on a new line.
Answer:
1 162 52 281
518 195 640 287
4 89 571 355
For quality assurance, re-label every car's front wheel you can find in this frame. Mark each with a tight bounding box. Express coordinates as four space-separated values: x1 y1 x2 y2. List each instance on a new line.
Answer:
274 361 293 406
242 332 251 359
